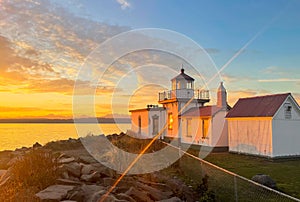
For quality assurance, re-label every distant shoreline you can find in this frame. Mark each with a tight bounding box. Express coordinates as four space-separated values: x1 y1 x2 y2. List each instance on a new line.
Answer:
0 118 131 124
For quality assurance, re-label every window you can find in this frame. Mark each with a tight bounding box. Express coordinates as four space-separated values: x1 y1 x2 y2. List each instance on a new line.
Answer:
152 115 159 136
202 118 209 138
138 115 142 134
168 113 173 130
284 103 292 119
186 118 192 137
186 82 192 89
177 81 181 89
172 80 176 90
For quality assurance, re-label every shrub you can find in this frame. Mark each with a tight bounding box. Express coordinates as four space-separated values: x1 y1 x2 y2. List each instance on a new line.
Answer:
0 149 59 201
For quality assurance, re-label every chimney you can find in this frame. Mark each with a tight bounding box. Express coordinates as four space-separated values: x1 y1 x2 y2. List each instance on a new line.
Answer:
217 82 227 108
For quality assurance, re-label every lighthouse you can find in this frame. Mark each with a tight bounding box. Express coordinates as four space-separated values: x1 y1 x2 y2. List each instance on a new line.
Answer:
158 67 210 139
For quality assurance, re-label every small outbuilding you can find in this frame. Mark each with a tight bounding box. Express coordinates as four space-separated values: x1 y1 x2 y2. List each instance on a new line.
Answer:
129 105 166 139
226 93 300 158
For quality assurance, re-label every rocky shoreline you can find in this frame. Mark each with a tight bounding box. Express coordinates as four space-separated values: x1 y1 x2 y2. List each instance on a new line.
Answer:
0 133 204 202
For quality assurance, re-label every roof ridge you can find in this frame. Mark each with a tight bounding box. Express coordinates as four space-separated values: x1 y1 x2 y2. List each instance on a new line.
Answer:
239 92 290 100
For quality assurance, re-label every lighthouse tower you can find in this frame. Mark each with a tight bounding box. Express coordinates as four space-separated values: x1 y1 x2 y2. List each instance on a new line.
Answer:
158 68 210 139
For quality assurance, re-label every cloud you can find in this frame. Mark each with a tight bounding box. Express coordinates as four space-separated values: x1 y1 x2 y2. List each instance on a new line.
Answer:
262 66 300 76
0 0 130 94
205 48 220 54
116 0 131 10
258 78 300 82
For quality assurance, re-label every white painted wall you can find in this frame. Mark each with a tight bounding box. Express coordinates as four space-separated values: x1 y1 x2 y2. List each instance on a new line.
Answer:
181 117 205 145
228 119 273 157
130 110 149 138
271 95 300 157
274 96 300 120
211 110 228 147
131 109 166 139
181 110 228 147
272 119 300 157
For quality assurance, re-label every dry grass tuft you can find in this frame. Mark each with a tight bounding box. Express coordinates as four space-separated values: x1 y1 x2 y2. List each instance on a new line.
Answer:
0 149 58 202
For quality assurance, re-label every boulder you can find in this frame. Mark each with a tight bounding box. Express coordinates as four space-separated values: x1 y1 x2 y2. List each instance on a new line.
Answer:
136 182 173 201
103 176 137 188
125 187 152 202
157 197 182 202
67 188 85 202
58 157 76 164
81 163 104 175
90 190 107 202
116 193 136 202
138 179 172 192
166 178 184 193
98 166 116 178
35 185 75 201
58 162 81 178
80 171 101 183
78 155 98 164
80 184 105 201
56 178 83 186
251 174 277 189
61 201 77 202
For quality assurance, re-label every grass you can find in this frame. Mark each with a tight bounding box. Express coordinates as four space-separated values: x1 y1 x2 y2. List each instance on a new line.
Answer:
0 149 59 202
204 152 300 199
158 148 300 201
108 135 300 200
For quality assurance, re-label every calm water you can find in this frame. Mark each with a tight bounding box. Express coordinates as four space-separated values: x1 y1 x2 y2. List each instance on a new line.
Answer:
0 123 131 151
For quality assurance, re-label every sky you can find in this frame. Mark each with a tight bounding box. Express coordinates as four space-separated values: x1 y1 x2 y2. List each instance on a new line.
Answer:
0 0 300 119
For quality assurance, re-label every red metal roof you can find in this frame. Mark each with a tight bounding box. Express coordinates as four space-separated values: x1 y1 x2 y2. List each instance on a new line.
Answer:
226 93 290 118
181 106 223 117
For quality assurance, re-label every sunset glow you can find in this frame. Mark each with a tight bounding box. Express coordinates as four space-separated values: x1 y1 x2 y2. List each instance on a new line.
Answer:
0 0 300 119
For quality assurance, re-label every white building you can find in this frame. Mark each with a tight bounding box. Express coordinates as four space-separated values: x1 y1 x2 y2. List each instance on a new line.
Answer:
226 93 300 158
129 105 166 139
129 68 229 150
180 82 230 150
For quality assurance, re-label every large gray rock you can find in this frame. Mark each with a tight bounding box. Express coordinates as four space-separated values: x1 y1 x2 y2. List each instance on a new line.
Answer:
90 190 107 202
98 166 116 178
58 157 76 164
138 179 172 192
125 187 152 202
78 155 98 164
157 197 182 202
80 171 101 183
80 184 105 201
60 201 77 202
56 178 83 186
81 163 103 175
136 182 173 201
35 185 75 201
251 174 277 189
59 162 81 178
116 193 136 202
